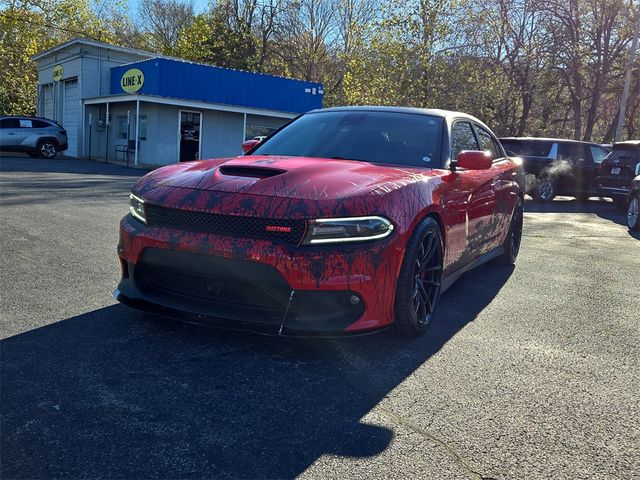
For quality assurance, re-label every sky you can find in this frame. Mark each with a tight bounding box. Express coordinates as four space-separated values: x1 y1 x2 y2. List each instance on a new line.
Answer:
126 0 210 16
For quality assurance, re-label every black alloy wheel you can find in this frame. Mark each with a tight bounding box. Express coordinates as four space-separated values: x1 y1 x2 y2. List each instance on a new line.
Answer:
394 217 443 336
38 141 57 159
498 196 524 265
537 178 556 202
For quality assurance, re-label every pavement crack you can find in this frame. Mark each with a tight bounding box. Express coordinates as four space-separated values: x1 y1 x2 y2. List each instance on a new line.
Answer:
377 405 493 480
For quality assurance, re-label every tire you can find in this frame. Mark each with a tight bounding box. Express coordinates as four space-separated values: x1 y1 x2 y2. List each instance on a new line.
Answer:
393 217 444 337
37 140 58 159
535 178 556 202
497 196 524 265
628 194 640 232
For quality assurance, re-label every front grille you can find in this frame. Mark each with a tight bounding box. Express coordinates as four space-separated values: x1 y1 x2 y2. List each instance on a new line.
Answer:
140 264 291 310
145 204 306 245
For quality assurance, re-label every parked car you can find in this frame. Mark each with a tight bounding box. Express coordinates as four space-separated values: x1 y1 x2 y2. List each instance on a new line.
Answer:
597 141 640 207
241 136 266 154
0 115 68 158
114 107 525 337
627 176 640 232
499 137 609 201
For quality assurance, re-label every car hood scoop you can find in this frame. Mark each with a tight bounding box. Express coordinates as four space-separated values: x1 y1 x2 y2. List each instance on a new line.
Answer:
218 165 286 178
157 156 438 200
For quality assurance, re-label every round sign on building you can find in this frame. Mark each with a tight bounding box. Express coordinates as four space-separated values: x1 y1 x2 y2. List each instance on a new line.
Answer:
53 64 63 81
120 68 145 94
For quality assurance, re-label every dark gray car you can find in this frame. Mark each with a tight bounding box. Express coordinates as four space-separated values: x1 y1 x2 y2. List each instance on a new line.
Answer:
0 116 68 158
500 137 609 201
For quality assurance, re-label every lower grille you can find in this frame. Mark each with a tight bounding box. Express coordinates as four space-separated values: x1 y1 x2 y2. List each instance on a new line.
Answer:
141 265 291 310
145 204 306 246
126 248 365 332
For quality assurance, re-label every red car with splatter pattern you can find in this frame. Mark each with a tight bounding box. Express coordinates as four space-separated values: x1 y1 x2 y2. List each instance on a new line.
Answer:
115 107 525 336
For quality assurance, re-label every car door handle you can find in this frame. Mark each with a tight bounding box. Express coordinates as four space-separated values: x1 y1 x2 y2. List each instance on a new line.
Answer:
8 132 16 135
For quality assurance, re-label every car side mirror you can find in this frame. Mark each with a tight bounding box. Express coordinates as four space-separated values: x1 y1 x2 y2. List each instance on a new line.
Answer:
453 150 493 171
242 139 261 154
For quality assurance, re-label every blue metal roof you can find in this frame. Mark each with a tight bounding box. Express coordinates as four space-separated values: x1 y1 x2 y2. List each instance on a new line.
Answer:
110 58 323 113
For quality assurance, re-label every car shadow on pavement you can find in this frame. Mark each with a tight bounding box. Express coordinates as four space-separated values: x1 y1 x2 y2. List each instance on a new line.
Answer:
0 154 148 177
0 155 145 209
1 264 513 479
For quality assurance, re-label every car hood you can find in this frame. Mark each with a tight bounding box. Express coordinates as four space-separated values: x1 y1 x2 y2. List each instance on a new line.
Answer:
153 156 440 200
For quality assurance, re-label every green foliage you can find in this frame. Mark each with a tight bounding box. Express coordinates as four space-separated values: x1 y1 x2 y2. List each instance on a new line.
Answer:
0 0 122 115
173 10 260 71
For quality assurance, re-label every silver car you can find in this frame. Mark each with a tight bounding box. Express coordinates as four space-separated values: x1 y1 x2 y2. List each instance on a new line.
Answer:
0 116 68 159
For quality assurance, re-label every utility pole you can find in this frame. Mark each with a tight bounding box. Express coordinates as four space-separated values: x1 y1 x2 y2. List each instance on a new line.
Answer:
615 5 640 142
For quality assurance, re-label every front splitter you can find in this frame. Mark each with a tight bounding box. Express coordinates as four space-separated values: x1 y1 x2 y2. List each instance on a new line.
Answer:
112 288 387 338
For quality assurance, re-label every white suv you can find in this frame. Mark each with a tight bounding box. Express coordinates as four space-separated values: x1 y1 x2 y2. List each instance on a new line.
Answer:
0 116 68 158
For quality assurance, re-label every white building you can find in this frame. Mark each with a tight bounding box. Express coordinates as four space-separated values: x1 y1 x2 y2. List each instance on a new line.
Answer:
32 39 323 165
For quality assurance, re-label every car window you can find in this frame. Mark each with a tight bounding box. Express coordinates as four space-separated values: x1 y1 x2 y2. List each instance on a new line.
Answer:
32 120 51 128
500 140 552 157
451 121 479 159
606 148 640 164
557 143 586 161
588 146 607 164
18 119 33 128
475 125 501 159
252 111 444 168
0 118 20 128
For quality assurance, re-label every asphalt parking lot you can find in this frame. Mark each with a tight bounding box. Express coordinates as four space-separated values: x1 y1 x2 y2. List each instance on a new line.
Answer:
1 155 638 479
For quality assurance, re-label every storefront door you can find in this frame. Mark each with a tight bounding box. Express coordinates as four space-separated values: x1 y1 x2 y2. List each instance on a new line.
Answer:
179 110 201 162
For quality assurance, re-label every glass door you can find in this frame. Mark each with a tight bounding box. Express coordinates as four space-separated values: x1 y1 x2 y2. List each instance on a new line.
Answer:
179 111 201 162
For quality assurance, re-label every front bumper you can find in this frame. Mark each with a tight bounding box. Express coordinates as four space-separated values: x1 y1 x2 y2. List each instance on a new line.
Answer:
116 215 404 335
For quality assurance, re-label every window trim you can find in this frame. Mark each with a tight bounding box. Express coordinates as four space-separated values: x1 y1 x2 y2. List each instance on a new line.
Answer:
450 119 481 162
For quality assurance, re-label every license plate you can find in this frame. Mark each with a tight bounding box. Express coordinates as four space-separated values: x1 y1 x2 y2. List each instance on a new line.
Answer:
611 167 621 175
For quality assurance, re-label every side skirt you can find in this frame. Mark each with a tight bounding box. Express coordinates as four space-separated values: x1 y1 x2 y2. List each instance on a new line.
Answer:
441 246 505 293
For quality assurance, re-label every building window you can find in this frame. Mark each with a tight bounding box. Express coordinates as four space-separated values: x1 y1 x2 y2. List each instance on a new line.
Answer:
245 123 277 140
117 115 128 139
116 115 147 140
138 116 147 140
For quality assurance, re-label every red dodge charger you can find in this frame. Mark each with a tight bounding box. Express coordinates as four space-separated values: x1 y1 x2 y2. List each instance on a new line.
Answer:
115 107 524 336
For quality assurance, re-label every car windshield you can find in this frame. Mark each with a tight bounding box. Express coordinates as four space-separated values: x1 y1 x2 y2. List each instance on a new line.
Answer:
251 111 444 168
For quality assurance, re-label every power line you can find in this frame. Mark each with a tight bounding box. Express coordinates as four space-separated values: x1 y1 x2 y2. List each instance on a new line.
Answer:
0 11 102 40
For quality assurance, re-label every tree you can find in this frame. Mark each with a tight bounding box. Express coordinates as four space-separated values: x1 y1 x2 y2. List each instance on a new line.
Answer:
0 0 123 115
544 0 632 140
138 0 195 54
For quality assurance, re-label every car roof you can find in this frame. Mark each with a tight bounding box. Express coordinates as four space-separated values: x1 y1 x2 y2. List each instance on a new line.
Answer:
613 140 640 147
0 115 55 122
499 136 602 146
308 106 494 131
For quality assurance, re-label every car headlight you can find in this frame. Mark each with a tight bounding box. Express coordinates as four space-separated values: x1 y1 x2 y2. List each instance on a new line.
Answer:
129 193 146 224
302 216 394 245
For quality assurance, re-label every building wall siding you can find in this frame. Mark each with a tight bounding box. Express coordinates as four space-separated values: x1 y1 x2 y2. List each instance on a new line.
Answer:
110 58 323 114
200 110 244 160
